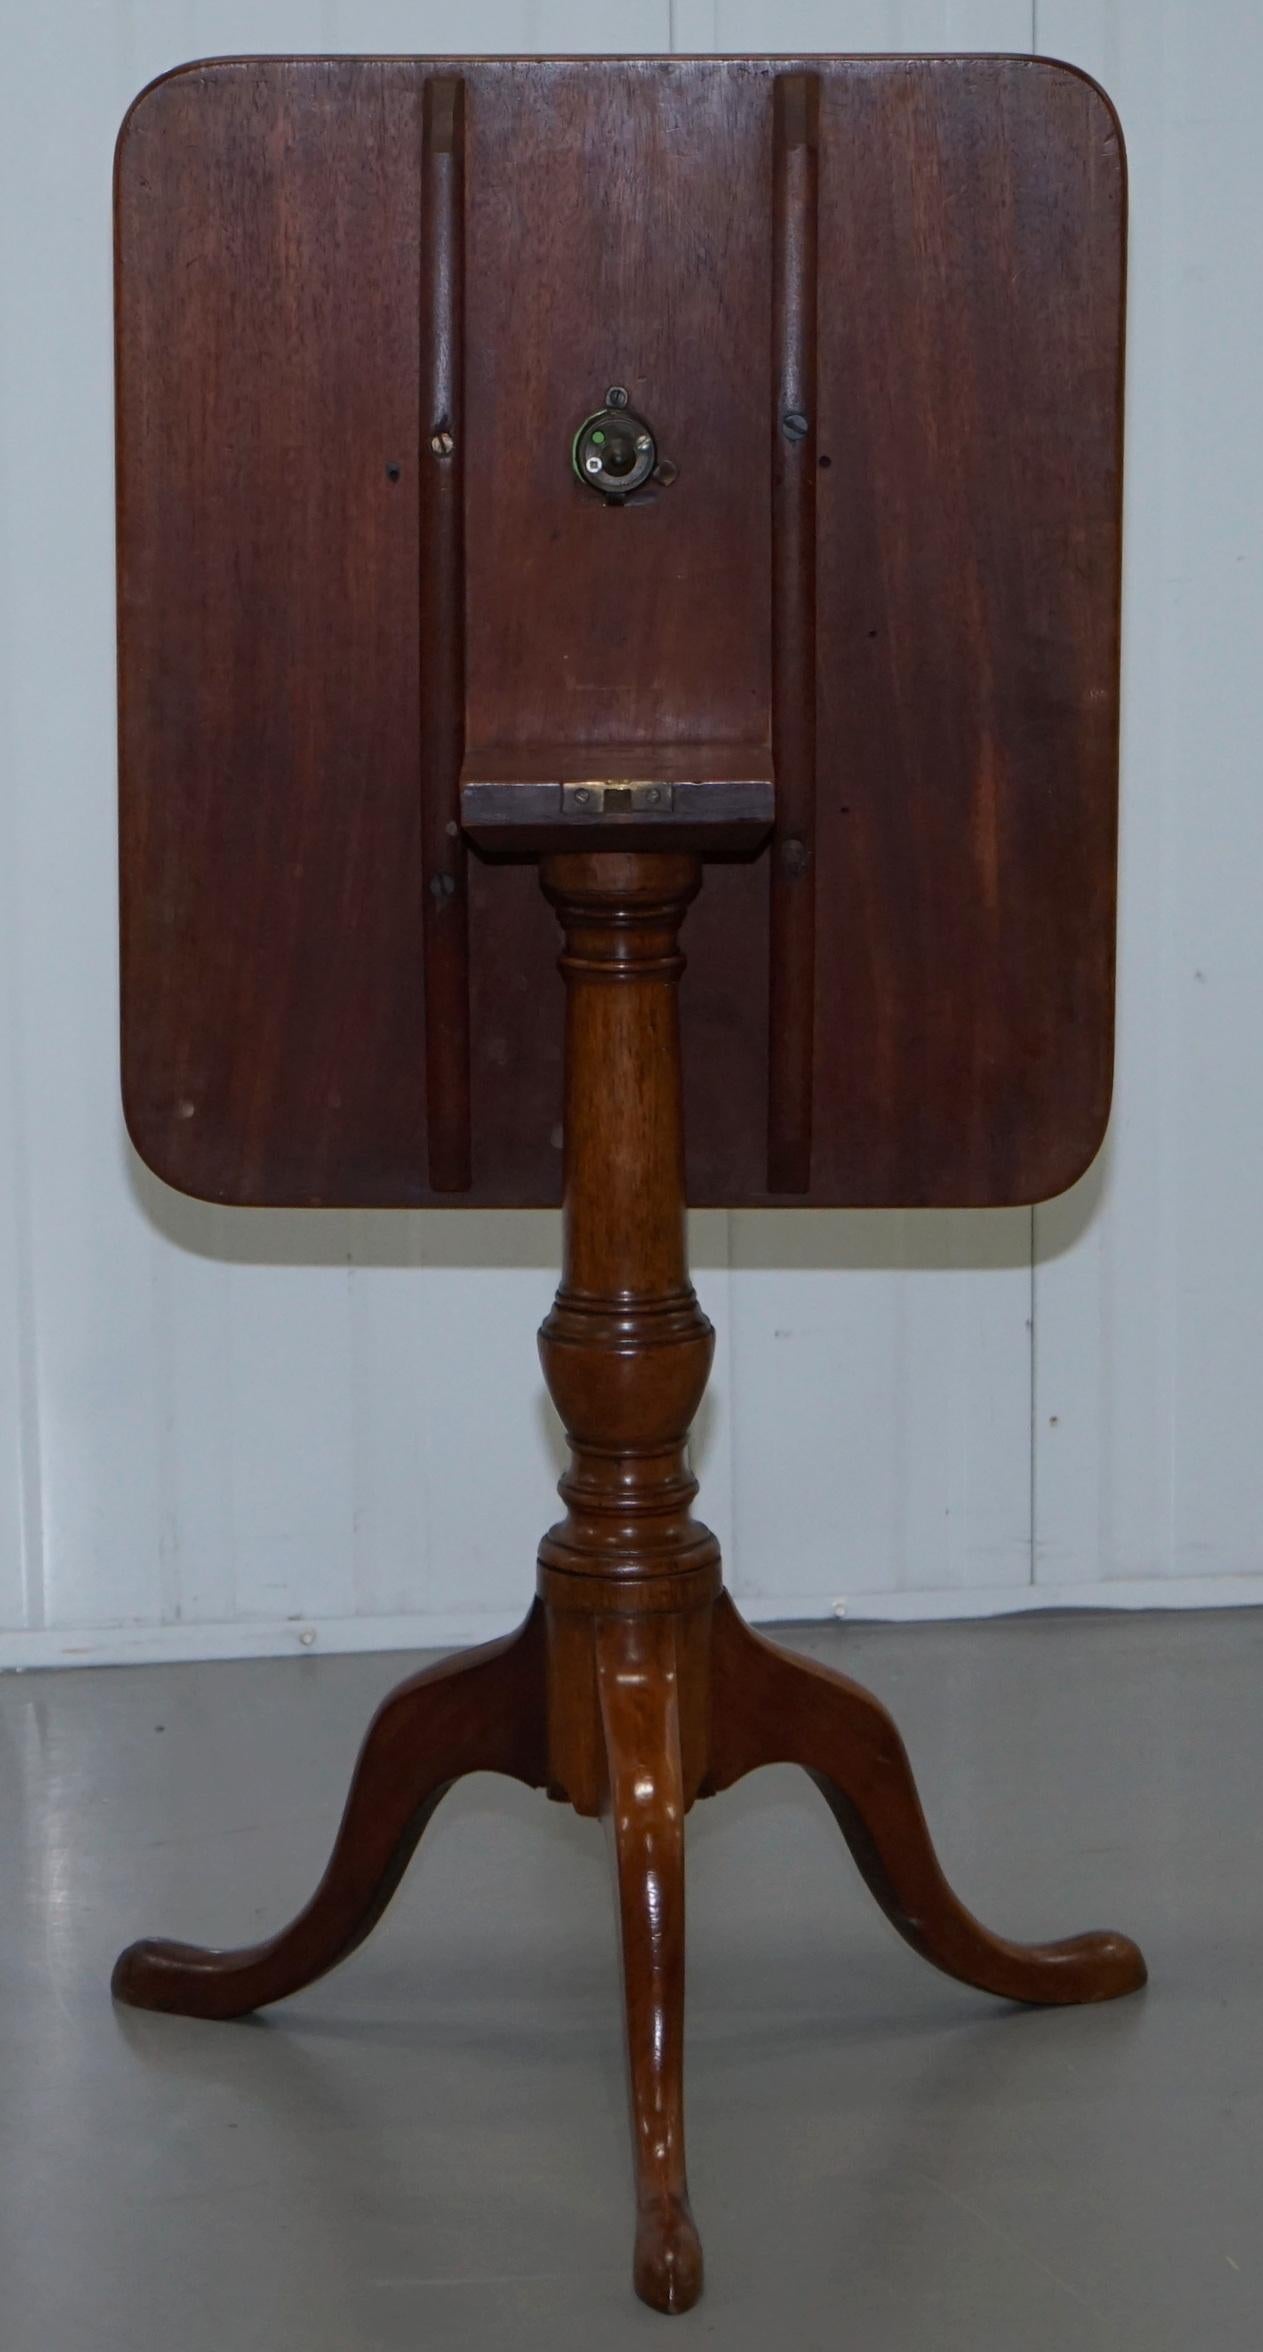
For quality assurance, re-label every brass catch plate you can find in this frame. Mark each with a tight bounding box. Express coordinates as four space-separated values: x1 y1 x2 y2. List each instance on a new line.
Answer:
560 782 675 816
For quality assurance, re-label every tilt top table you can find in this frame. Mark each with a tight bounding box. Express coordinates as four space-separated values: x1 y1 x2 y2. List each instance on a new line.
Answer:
111 53 1144 2316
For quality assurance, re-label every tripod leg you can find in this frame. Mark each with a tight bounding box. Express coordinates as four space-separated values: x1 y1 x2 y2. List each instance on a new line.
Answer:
707 1596 1146 2007
112 1607 547 2021
596 1615 703 2316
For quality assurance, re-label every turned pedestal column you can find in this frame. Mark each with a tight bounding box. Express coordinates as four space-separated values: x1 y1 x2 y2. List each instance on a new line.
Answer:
113 852 1145 2317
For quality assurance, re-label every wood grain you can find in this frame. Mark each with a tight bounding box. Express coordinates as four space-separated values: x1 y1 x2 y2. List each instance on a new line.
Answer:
116 60 426 1207
117 55 1125 1209
598 1611 702 2315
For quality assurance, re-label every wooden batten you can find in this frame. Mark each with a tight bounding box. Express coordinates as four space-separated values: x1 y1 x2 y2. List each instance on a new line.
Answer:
419 74 471 1192
767 70 820 1196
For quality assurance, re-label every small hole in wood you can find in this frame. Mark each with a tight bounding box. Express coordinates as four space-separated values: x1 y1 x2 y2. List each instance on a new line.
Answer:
818 454 831 469
385 462 401 482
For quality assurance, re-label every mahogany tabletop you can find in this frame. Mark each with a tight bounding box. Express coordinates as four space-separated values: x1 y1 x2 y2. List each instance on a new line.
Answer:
115 54 1125 1209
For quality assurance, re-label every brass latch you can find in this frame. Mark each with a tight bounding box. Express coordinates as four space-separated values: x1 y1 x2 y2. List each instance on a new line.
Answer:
560 782 676 816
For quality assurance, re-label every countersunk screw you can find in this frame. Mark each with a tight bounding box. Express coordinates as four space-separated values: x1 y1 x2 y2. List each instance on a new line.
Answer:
635 433 652 453
574 788 593 806
584 453 603 475
605 385 630 409
782 410 809 441
430 428 455 457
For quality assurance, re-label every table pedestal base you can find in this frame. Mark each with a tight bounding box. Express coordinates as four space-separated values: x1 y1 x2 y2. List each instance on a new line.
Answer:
113 853 1146 2316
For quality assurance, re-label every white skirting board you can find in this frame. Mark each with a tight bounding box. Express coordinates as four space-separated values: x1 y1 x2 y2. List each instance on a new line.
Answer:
4 1576 1262 1673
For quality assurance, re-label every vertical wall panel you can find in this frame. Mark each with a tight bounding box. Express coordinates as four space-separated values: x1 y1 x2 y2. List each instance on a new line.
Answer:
0 84 42 1627
1 2 167 1640
717 0 1038 1617
352 1220 562 1628
727 1212 1033 1612
1033 1 1263 1598
131 1185 239 1633
0 836 34 1632
319 1 669 45
705 1 1031 47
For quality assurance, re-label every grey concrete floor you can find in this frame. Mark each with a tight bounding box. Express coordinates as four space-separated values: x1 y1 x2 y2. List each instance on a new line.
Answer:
2 1608 1260 2350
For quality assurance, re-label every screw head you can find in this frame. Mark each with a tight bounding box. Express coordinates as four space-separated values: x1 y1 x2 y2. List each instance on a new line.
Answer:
575 399 657 496
782 410 810 441
430 429 455 457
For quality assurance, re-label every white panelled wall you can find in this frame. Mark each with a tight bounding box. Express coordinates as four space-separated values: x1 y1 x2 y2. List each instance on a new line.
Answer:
0 2 1258 1666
